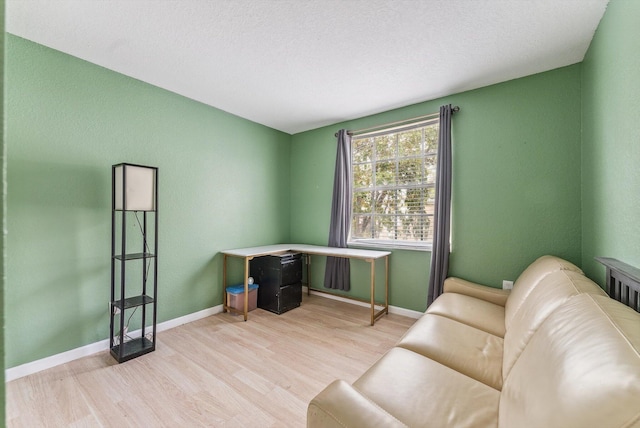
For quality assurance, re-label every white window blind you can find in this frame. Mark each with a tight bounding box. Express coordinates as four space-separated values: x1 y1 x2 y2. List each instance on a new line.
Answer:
349 118 439 250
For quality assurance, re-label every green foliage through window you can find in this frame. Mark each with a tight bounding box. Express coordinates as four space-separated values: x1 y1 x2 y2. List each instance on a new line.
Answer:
350 120 439 246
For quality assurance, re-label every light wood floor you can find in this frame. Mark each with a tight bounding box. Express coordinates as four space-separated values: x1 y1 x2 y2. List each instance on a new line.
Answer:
7 294 416 427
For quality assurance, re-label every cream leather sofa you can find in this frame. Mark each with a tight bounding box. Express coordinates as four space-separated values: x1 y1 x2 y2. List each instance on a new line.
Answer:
307 256 640 428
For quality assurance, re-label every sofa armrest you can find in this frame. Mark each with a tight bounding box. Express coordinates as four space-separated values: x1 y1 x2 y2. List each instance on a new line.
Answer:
307 380 408 428
443 277 511 306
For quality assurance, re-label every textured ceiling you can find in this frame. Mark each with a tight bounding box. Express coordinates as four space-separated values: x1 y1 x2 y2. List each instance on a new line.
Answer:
7 0 609 134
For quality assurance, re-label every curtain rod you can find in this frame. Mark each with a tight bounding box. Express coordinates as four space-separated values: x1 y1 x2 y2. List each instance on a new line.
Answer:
335 105 460 138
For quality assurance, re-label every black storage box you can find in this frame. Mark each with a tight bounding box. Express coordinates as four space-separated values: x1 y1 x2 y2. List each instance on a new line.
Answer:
250 252 302 314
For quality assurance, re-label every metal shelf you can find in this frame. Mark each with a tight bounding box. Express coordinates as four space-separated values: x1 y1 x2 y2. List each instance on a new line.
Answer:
112 295 155 310
110 337 155 363
114 252 155 261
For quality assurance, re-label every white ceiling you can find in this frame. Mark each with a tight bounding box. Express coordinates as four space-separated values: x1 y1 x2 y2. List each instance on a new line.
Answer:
7 0 609 135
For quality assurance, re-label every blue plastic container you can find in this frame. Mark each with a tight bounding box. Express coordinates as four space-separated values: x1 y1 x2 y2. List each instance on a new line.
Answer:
226 283 259 312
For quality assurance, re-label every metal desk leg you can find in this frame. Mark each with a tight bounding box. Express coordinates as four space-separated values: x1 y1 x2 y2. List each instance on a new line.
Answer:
385 255 389 315
369 256 390 325
369 258 375 326
306 253 311 296
243 256 251 321
222 254 228 312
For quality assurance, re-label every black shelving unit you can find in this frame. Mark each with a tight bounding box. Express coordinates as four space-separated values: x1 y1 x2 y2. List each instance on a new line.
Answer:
110 163 158 363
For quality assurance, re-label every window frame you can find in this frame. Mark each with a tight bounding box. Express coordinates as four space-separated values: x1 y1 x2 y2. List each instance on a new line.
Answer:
348 118 439 252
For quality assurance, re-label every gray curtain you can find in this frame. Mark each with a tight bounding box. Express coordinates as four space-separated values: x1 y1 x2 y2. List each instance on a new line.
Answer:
324 129 352 290
427 105 453 306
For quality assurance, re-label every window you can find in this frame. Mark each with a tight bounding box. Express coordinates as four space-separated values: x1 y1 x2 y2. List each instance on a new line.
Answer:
349 118 439 250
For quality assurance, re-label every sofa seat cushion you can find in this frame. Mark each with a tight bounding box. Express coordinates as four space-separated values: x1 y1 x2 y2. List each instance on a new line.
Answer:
396 313 504 390
427 292 506 337
353 347 500 428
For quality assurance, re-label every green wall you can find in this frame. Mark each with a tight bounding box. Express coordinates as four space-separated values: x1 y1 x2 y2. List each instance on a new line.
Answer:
291 65 583 312
5 35 292 368
1 0 6 424
581 0 640 282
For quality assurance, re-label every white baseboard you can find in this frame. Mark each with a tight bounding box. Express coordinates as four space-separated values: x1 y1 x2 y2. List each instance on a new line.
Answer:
5 338 112 383
5 305 224 382
388 304 424 319
6 292 422 382
155 305 224 333
304 286 423 319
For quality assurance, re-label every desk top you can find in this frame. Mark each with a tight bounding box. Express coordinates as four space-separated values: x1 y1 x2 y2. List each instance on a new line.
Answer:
221 244 390 260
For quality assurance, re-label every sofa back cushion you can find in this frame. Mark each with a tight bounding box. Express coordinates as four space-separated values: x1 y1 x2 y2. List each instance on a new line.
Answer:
502 270 606 378
504 255 582 330
499 294 640 428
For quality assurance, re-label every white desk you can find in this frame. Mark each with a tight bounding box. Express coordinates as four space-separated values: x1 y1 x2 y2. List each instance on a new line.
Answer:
221 244 390 325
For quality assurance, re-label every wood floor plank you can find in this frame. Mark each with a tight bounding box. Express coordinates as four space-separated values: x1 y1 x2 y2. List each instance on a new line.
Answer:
7 294 416 427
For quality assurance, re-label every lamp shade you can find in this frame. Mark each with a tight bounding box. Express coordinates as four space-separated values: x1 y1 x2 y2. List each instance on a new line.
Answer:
114 163 157 211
